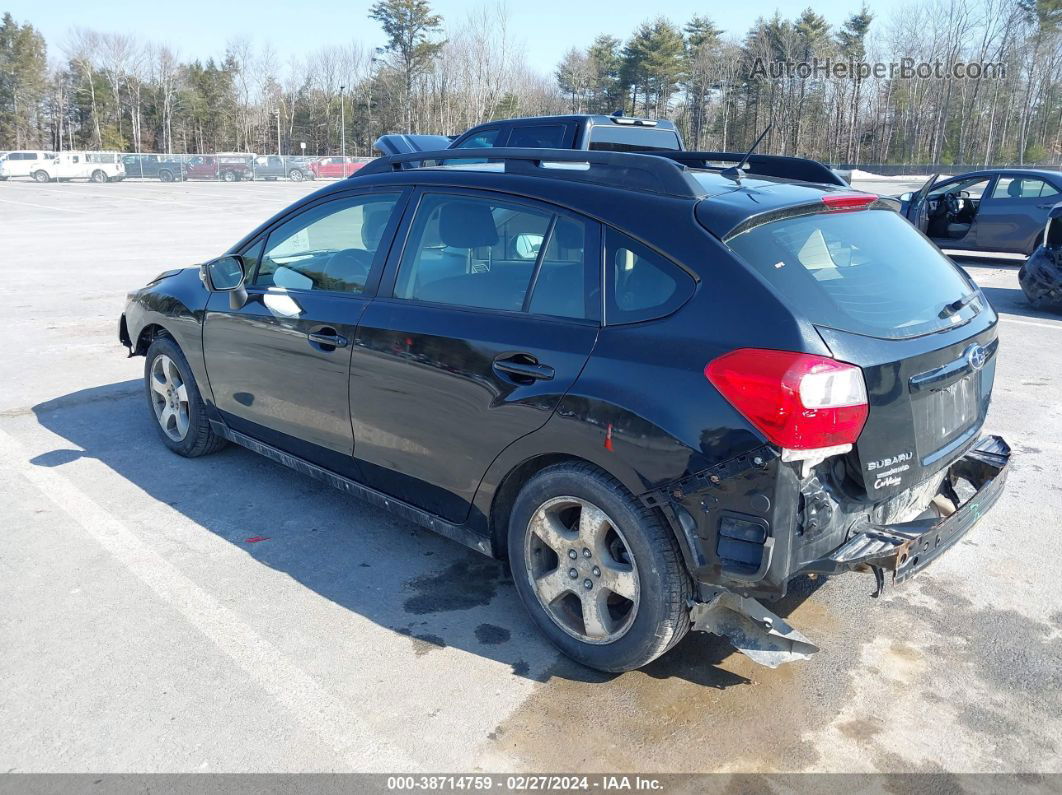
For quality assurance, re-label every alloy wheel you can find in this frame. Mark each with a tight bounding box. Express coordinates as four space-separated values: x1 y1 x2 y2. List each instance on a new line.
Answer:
524 496 640 644
149 354 191 441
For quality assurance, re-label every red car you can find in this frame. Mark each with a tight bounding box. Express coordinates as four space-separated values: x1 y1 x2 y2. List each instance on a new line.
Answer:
309 156 367 179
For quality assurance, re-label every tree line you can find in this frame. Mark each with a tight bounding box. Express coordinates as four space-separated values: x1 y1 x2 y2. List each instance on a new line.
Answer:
1 0 1061 166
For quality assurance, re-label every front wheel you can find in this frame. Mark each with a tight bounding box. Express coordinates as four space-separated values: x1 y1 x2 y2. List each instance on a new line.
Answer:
508 462 692 672
90 169 107 183
144 336 227 457
288 169 304 182
33 170 50 183
222 170 237 183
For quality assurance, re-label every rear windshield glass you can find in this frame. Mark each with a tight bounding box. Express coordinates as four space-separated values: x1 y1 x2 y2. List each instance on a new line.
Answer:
725 209 982 339
588 125 681 152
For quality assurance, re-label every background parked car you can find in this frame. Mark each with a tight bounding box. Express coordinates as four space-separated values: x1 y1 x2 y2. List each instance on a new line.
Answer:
899 168 1062 256
123 154 179 179
172 153 254 182
252 155 314 181
14 151 124 183
0 150 57 180
308 156 366 179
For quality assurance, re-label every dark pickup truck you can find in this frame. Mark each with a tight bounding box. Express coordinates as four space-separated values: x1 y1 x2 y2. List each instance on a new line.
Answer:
375 114 684 157
252 155 315 182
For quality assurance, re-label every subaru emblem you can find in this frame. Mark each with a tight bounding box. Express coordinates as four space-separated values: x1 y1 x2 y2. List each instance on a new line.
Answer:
966 344 988 371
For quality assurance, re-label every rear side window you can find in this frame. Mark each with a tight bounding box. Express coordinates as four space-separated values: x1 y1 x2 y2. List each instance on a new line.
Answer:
605 228 694 324
508 125 567 148
395 194 597 319
992 177 1059 199
725 208 981 339
588 126 682 152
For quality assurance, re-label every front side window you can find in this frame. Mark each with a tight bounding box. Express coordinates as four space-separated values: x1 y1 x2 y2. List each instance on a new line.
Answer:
605 228 693 324
454 128 501 149
929 176 991 200
394 194 596 318
253 193 401 293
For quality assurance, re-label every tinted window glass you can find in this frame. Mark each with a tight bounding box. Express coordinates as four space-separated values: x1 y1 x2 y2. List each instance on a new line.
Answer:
726 209 981 339
395 194 551 312
528 217 596 320
992 177 1059 199
254 193 400 293
588 125 682 152
508 125 567 148
454 128 501 149
605 228 693 323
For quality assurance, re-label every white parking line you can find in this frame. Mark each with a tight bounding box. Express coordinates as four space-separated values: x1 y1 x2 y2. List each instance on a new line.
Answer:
0 195 88 213
999 316 1062 331
0 426 416 771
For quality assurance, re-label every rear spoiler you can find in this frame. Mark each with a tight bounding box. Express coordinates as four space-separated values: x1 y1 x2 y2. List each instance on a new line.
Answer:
650 151 847 187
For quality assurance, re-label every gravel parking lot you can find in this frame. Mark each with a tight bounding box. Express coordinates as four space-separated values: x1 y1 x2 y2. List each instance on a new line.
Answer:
1 177 1060 774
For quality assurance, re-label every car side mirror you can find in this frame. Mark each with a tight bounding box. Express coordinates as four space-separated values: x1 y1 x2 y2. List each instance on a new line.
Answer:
201 255 248 310
899 192 913 202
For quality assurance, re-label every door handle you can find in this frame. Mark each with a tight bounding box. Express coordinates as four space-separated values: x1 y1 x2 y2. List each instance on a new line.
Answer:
307 329 349 349
493 354 555 383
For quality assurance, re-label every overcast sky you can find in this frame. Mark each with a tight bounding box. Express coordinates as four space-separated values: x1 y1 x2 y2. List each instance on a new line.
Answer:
6 0 903 74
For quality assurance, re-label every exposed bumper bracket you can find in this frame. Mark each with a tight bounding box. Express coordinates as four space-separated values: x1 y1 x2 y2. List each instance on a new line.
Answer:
690 592 820 668
802 435 1010 587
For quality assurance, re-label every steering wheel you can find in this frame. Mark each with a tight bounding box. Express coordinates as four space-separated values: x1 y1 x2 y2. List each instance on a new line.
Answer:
943 192 962 216
321 248 373 289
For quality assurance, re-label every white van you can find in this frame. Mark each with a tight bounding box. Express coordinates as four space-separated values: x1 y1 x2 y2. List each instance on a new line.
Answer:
0 150 57 180
31 152 126 183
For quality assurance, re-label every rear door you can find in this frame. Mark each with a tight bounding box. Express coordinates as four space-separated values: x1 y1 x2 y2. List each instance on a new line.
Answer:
976 174 1062 253
202 189 407 475
725 207 997 499
350 189 601 522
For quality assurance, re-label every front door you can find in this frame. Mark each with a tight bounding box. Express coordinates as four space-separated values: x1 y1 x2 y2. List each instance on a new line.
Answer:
203 190 406 475
351 190 601 522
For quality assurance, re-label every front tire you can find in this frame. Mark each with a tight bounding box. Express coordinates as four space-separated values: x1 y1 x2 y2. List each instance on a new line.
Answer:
508 462 692 672
222 170 237 183
90 169 107 183
144 336 226 457
288 168 304 182
33 170 50 183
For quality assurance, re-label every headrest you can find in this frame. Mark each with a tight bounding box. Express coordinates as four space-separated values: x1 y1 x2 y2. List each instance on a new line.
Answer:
439 201 498 249
362 205 390 250
1007 179 1023 198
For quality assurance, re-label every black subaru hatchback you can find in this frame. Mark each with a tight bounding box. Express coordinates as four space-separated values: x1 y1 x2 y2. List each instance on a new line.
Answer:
119 148 1010 672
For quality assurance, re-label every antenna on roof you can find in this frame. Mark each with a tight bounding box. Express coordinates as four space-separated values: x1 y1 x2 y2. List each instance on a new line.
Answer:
721 125 771 182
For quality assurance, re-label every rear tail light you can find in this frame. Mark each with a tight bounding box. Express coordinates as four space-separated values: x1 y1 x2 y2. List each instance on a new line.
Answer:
705 348 869 453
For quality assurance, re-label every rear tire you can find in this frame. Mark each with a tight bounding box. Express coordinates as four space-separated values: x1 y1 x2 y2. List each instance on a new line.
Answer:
222 170 236 183
288 169 304 182
144 336 227 458
90 169 107 183
159 170 175 183
33 170 50 183
508 462 692 672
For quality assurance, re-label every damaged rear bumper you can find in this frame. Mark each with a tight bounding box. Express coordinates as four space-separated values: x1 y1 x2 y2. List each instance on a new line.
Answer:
690 435 1010 667
801 434 1010 584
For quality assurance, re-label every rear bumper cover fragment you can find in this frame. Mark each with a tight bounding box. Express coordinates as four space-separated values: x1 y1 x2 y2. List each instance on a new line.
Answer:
803 435 1010 584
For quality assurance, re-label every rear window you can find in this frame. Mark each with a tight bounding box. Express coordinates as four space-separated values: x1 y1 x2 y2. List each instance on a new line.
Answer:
588 125 681 152
725 209 982 339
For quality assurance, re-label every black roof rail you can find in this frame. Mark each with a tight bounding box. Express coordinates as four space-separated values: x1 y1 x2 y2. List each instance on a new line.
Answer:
354 147 706 198
649 151 847 187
